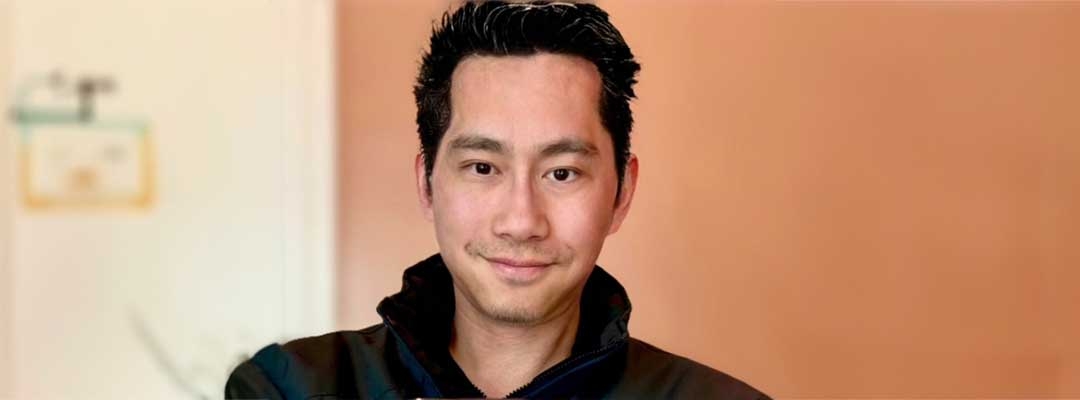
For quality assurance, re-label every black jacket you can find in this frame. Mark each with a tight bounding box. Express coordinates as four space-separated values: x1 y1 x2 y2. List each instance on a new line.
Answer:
226 254 769 399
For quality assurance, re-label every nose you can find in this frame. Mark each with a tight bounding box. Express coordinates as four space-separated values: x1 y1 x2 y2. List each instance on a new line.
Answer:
491 176 550 242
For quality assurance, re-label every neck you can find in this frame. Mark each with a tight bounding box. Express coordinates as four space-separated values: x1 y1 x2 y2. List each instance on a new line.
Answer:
449 291 581 398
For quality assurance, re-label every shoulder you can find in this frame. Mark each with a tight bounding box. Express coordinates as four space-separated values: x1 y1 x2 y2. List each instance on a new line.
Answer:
612 338 771 400
225 324 397 399
276 324 390 367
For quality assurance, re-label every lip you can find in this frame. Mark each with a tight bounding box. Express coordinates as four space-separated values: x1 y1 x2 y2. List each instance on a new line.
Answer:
485 257 553 269
484 257 553 284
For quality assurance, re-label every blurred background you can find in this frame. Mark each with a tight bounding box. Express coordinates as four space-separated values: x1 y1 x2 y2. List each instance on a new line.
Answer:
2 0 1078 399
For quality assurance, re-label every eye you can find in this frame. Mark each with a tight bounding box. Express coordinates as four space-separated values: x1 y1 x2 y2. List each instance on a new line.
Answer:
546 168 579 183
470 162 494 176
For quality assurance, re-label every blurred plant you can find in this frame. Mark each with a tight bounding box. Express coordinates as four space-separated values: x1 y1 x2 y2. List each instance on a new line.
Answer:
129 311 251 400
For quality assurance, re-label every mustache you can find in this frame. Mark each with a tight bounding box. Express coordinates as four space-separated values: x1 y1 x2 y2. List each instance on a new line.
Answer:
465 240 570 263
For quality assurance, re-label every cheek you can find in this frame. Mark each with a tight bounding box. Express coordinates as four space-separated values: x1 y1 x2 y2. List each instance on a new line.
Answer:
432 181 493 243
550 188 615 248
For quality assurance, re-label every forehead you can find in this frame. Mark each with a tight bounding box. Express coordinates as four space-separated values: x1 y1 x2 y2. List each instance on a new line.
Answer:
445 53 607 151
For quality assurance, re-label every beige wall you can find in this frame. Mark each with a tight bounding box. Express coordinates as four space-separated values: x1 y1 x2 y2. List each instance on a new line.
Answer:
0 0 11 396
338 2 1080 397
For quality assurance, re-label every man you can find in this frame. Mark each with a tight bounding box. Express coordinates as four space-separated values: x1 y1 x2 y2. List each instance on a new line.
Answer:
227 1 769 398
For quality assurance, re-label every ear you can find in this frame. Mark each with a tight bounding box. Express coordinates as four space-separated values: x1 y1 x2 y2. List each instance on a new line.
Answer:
415 153 434 222
608 153 639 235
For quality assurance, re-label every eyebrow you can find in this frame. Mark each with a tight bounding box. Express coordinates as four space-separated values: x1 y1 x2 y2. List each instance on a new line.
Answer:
538 138 599 158
448 135 505 154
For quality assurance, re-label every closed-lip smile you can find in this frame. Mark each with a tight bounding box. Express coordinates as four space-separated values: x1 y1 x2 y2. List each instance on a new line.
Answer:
485 256 553 284
485 257 552 268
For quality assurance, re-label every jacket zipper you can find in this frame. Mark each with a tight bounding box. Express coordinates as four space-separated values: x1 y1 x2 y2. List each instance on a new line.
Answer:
504 341 622 398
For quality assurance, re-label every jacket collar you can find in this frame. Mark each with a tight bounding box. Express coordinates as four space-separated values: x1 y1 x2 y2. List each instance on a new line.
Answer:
376 253 632 397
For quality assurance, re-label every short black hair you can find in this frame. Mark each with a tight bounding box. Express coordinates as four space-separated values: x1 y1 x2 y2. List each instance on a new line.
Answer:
414 1 641 197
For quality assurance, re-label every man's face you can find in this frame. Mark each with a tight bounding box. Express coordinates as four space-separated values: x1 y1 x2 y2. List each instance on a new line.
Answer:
416 53 637 325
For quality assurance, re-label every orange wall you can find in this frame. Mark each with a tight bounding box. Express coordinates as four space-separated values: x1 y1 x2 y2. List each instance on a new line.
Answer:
337 2 1080 397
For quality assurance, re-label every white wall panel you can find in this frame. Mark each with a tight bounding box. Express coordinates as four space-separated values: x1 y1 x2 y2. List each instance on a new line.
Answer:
4 1 335 398
1 0 14 397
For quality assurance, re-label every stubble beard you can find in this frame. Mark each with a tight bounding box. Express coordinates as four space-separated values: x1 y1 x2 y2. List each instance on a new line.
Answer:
459 239 575 326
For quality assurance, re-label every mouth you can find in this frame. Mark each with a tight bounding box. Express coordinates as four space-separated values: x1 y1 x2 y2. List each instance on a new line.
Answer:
484 257 554 284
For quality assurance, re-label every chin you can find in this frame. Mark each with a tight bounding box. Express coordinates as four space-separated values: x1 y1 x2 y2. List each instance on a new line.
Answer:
477 280 551 319
482 280 578 324
480 303 546 325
